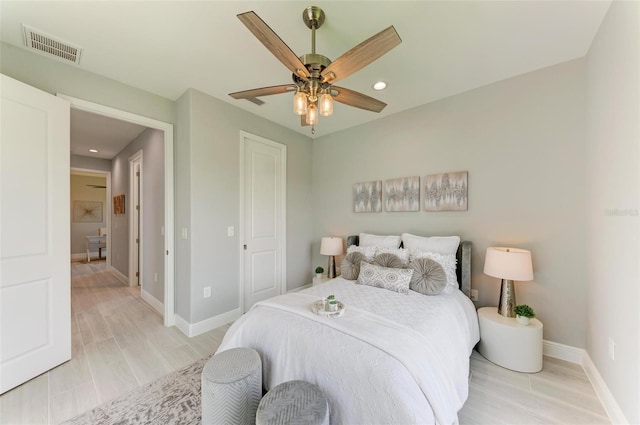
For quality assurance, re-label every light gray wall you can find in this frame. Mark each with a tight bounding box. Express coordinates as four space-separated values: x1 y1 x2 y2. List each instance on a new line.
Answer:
312 59 587 348
0 42 173 124
111 128 165 303
176 89 313 323
70 174 107 255
585 1 640 423
70 155 111 172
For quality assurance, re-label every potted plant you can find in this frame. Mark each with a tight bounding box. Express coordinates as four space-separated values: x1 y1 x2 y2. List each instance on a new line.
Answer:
514 304 535 325
315 266 324 279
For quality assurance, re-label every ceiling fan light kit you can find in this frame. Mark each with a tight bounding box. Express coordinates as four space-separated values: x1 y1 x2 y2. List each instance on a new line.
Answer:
230 6 401 134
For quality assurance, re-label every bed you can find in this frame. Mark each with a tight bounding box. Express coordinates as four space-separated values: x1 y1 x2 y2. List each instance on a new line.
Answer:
217 234 479 425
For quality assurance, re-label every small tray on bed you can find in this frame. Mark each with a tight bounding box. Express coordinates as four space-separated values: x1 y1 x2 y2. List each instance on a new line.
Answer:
311 299 345 318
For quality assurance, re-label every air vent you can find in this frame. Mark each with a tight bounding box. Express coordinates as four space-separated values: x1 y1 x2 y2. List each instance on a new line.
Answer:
22 25 82 64
246 97 265 106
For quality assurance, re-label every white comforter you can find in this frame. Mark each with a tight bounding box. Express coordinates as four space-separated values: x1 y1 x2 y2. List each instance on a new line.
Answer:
218 278 479 425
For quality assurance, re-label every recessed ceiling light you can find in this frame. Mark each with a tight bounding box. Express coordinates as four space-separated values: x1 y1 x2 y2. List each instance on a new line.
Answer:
373 81 387 91
88 149 98 153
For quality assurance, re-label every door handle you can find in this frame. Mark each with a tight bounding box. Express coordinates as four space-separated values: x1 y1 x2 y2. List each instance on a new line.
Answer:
243 244 247 250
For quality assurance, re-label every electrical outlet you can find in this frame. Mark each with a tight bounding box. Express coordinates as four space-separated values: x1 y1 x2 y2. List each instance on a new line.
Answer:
608 338 615 360
181 228 188 239
154 272 158 283
470 289 478 302
204 286 211 298
227 226 235 237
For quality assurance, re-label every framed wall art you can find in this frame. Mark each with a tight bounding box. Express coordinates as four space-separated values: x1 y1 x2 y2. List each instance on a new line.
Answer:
353 180 382 213
73 201 103 223
385 176 420 212
424 171 468 211
113 194 126 215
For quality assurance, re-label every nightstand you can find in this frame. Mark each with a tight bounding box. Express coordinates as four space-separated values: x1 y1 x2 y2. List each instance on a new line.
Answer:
476 306 543 373
312 276 330 286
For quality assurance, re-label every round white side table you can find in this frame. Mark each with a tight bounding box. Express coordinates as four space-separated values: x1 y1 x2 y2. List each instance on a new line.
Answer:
477 306 543 373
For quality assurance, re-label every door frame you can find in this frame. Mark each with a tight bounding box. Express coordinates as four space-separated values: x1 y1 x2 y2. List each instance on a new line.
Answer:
128 150 143 287
59 94 175 326
238 131 287 313
70 168 112 265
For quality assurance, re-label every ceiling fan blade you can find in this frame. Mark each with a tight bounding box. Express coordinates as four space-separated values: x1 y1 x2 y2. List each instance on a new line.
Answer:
238 11 311 79
229 84 296 100
321 26 401 84
331 86 387 113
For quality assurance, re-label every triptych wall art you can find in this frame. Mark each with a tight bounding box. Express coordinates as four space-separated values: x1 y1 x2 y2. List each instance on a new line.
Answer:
353 171 468 213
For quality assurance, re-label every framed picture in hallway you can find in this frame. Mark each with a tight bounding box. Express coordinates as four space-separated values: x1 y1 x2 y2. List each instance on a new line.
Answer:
113 194 125 214
73 201 103 223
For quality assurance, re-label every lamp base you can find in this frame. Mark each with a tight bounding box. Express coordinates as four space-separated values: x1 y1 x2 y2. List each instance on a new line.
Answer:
498 279 516 317
327 256 337 279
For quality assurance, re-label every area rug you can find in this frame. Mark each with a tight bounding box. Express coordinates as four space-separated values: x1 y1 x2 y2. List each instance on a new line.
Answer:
63 356 211 425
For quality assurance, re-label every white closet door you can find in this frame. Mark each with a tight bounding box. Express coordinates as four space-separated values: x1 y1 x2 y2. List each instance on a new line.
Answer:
241 132 286 312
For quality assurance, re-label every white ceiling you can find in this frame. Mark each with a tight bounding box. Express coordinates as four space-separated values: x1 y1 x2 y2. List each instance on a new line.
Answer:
1 0 611 144
70 109 147 159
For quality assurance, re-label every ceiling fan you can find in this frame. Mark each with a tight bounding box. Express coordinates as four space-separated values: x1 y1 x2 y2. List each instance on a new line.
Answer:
229 6 402 134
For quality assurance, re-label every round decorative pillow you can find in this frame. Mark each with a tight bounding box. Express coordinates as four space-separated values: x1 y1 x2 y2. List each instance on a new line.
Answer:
408 258 448 295
372 253 404 269
340 252 367 280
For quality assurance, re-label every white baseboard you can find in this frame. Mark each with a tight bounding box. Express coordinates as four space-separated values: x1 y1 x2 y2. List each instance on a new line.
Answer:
287 283 312 293
542 340 627 425
543 340 585 364
71 252 103 261
108 266 128 285
140 289 164 316
583 353 629 425
175 308 241 338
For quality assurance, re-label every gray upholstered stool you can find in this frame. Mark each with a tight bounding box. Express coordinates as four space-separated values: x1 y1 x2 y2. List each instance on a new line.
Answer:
201 347 262 425
256 380 330 425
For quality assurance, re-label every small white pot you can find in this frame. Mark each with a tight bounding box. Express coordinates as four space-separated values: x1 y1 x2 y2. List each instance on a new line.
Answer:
516 315 530 326
316 273 323 279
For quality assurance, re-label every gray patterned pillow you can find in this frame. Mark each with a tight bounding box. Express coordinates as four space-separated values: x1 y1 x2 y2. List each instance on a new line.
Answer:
340 252 367 280
372 253 405 269
356 262 413 294
408 258 448 295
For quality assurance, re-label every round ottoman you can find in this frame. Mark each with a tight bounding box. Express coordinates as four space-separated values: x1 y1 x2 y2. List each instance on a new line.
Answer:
256 380 330 425
201 347 262 425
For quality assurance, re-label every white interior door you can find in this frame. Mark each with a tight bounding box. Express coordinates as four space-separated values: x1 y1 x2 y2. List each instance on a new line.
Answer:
241 132 286 312
129 151 142 287
0 74 71 394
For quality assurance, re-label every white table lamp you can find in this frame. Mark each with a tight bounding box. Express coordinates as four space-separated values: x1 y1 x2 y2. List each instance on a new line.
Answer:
484 247 533 317
320 237 343 279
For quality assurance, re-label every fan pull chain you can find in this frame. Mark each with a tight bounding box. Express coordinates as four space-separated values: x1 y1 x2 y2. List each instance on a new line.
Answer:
311 125 315 135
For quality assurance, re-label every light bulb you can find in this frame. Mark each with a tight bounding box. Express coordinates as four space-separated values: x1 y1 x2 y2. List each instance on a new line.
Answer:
293 91 307 115
306 103 318 125
319 92 333 116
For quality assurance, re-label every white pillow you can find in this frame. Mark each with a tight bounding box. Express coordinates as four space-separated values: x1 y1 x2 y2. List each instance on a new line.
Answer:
359 233 401 249
356 262 413 294
401 233 460 255
411 250 458 288
346 245 377 261
375 247 410 264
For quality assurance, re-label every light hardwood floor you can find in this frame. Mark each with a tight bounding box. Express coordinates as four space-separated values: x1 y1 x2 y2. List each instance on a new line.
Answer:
0 260 230 425
1 261 610 425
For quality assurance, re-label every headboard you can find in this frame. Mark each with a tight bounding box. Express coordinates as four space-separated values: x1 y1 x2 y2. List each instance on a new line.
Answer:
346 235 472 298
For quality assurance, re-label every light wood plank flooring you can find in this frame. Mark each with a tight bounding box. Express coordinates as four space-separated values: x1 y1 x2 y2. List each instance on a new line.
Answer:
1 261 610 424
0 260 229 425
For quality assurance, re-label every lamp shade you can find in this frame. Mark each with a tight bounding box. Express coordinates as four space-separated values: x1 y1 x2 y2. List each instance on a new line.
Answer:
320 237 343 256
484 247 533 281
